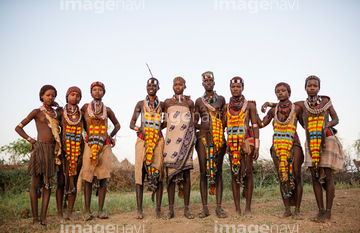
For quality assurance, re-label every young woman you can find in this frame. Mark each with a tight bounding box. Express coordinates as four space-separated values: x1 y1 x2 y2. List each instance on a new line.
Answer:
56 86 84 221
222 77 259 216
259 82 304 219
295 75 344 222
15 85 62 225
81 82 120 220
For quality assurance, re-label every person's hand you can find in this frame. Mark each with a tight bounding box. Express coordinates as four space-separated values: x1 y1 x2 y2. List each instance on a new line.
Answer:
253 148 259 161
261 102 269 113
111 137 116 148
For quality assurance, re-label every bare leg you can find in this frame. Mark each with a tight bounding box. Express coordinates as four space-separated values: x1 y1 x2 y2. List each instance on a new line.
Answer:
84 180 93 220
244 150 254 217
163 176 175 220
97 178 109 219
183 170 194 219
230 154 241 216
56 166 65 221
215 146 227 218
272 154 292 218
136 169 146 219
317 168 334 223
293 146 304 220
67 194 78 220
155 180 163 218
196 140 210 218
310 167 324 221
39 178 52 225
30 175 41 225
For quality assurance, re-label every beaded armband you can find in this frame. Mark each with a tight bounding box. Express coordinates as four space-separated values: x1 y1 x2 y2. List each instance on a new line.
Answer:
268 102 276 107
252 123 259 128
331 115 339 120
266 114 273 120
18 123 24 128
130 120 136 125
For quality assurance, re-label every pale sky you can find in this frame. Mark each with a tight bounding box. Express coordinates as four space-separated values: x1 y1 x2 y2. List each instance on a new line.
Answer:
1 0 359 164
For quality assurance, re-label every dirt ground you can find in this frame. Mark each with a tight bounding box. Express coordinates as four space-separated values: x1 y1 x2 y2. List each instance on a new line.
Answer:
1 188 359 233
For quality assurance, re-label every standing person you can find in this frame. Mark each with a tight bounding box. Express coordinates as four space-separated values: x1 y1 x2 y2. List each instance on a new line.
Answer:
222 77 259 216
162 77 195 220
295 75 344 222
194 71 227 218
259 82 304 219
81 81 120 220
15 85 62 225
56 86 84 221
130 77 164 219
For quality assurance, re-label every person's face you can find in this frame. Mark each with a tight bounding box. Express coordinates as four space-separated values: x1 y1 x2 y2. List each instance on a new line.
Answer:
41 89 56 106
91 86 104 100
173 81 185 95
202 77 215 91
306 79 320 97
68 92 81 105
147 82 158 96
275 85 290 101
230 82 243 97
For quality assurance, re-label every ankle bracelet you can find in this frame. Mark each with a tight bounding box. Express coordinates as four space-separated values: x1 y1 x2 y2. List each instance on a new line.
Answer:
326 209 331 212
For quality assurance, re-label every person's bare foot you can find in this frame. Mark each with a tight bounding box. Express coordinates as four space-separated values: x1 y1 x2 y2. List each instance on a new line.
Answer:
163 210 174 220
155 208 161 219
32 218 41 225
184 209 195 219
317 210 331 223
278 209 292 218
215 206 227 218
235 208 241 216
244 206 251 217
97 211 109 219
310 209 324 221
57 212 64 222
136 210 144 219
294 208 303 220
198 206 210 218
40 217 52 225
84 212 93 221
67 212 79 221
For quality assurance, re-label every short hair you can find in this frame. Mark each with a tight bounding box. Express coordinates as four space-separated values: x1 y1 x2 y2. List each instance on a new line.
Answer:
39 85 57 102
305 75 321 89
275 82 291 96
66 86 82 103
147 77 160 89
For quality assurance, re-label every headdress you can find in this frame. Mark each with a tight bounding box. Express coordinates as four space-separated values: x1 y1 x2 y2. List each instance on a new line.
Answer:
275 82 291 96
66 86 82 103
230 76 244 87
39 85 57 102
305 75 321 89
202 71 214 81
173 76 186 85
90 81 106 95
147 77 160 89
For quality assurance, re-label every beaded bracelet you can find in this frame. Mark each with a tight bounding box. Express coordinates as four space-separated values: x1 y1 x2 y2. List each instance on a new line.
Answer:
27 137 32 142
268 102 277 107
255 139 260 148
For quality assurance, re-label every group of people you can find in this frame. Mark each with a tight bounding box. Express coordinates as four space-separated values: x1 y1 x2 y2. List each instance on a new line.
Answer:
15 72 344 226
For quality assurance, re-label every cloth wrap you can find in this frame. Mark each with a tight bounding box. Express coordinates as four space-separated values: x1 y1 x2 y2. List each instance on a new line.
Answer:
303 96 344 184
163 104 195 186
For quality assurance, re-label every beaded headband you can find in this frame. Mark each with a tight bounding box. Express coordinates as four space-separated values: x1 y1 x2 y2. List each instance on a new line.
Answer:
173 76 186 84
230 76 244 85
202 71 214 81
305 75 321 88
90 81 106 94
147 77 160 88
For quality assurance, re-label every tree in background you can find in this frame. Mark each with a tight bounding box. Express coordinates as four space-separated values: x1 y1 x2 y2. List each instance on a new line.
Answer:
0 139 32 164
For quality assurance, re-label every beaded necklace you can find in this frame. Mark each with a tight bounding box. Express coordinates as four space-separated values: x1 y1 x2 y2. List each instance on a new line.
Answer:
43 104 57 118
273 102 296 190
203 92 218 105
172 94 186 103
146 95 159 111
88 101 107 120
307 95 322 108
64 104 82 126
228 95 244 112
91 100 103 115
227 98 248 176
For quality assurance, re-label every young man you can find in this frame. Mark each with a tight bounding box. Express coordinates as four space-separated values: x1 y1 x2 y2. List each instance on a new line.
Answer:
56 86 84 221
81 82 120 220
15 85 62 225
194 71 227 218
162 77 195 219
222 77 259 216
130 77 164 219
